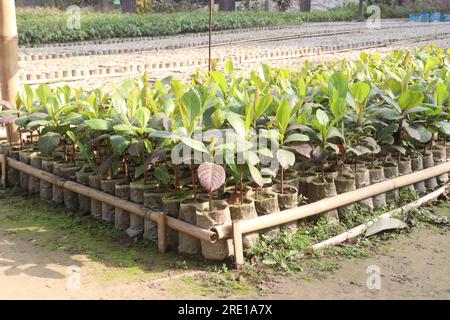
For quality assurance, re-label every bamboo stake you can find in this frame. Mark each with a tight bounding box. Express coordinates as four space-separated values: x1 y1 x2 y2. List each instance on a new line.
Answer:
6 157 218 244
213 162 450 239
208 0 213 72
157 213 168 253
232 220 244 267
0 0 20 144
311 185 447 251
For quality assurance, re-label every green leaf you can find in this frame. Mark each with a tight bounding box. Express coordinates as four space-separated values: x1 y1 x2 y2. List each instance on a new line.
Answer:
211 71 227 95
135 107 150 129
404 126 421 141
276 99 291 137
248 164 265 188
315 109 329 127
179 136 208 153
398 89 424 112
181 88 201 121
436 82 449 106
154 167 171 184
434 121 450 135
38 132 60 156
66 130 77 143
284 133 309 144
276 149 295 169
351 82 370 103
226 111 246 138
110 135 130 155
85 119 109 131
225 59 233 74
255 95 273 119
36 84 52 105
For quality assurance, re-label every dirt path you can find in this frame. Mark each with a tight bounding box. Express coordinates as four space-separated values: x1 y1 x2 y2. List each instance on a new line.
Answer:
1 190 449 300
262 227 450 300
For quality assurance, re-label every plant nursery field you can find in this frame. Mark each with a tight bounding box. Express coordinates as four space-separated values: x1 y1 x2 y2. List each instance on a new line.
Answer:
0 5 449 301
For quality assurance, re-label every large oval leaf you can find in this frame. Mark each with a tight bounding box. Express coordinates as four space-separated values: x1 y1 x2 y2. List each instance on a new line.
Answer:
284 133 309 144
276 149 295 169
85 119 109 131
110 135 130 155
180 136 208 154
38 132 61 156
197 162 226 193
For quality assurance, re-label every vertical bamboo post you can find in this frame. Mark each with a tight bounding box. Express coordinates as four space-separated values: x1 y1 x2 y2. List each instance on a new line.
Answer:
0 153 7 188
157 213 168 254
232 220 244 267
0 0 20 144
208 0 213 72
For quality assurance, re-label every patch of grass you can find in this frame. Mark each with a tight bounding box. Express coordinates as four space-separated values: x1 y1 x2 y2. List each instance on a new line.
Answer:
0 189 201 283
198 264 252 298
15 4 403 45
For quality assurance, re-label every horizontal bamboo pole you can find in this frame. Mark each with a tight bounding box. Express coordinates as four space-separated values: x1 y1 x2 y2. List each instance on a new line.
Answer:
311 185 447 251
216 161 450 239
6 157 218 243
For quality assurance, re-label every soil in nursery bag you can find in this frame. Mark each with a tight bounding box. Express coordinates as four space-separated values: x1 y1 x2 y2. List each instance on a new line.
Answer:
253 190 280 238
398 158 415 193
19 150 33 192
75 171 91 215
29 152 42 195
272 185 299 234
422 152 439 191
369 167 387 210
382 162 399 202
432 148 449 186
161 191 192 249
52 161 69 204
229 197 259 248
178 198 209 255
411 154 427 195
335 173 356 217
310 177 339 223
196 200 234 261
40 158 54 200
115 183 130 231
126 181 157 239
297 171 317 203
60 166 80 211
143 187 168 210
274 169 300 192
88 174 102 219
355 168 374 212
101 178 124 223
224 184 254 198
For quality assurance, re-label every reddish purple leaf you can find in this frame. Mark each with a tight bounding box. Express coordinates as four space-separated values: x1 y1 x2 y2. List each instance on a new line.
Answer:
144 148 167 167
290 144 313 159
0 115 16 125
197 162 226 193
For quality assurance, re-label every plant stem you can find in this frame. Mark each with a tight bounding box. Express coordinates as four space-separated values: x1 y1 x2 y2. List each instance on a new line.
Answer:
190 163 197 200
173 164 180 190
281 167 284 195
209 191 213 212
239 164 244 204
124 156 129 183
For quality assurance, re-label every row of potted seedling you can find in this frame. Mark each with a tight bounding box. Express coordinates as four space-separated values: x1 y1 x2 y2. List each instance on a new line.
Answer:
0 45 449 261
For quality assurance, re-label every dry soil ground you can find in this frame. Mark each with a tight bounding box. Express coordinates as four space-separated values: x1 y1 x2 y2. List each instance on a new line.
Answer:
0 188 449 300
